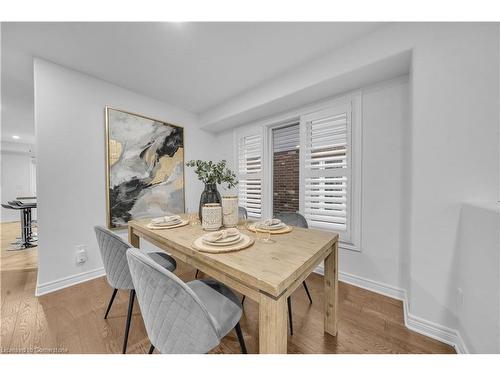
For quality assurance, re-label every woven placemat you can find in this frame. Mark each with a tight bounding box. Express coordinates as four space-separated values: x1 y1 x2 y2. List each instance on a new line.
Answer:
146 219 190 230
247 223 293 234
192 234 254 253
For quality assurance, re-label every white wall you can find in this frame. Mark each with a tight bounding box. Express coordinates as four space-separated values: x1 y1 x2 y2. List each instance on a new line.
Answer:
211 129 237 196
408 24 498 334
455 202 500 353
1 147 36 222
34 59 215 290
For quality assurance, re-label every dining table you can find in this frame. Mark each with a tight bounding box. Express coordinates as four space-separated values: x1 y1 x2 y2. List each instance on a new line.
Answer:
128 216 339 354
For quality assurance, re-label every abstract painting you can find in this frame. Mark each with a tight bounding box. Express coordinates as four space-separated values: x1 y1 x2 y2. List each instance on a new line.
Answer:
105 107 185 229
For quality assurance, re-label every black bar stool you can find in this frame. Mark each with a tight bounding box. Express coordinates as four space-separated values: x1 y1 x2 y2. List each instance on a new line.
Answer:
2 201 37 249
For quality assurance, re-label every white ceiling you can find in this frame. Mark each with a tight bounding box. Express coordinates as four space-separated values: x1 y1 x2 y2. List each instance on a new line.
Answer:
1 22 383 143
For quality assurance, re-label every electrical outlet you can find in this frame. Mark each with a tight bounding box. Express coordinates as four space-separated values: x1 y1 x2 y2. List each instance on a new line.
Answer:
76 245 87 264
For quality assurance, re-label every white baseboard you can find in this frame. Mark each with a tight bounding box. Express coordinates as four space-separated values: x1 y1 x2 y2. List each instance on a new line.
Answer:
404 305 469 353
314 265 469 354
454 331 469 354
35 267 105 296
315 264 405 301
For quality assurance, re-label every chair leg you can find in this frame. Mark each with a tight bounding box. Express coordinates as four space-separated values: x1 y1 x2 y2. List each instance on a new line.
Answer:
303 281 313 304
241 296 246 305
104 288 118 319
287 296 293 336
234 322 247 354
195 269 199 279
148 344 155 354
122 289 135 354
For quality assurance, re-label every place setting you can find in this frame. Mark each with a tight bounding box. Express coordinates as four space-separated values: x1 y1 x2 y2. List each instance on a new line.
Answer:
146 214 190 230
248 218 293 234
192 227 254 253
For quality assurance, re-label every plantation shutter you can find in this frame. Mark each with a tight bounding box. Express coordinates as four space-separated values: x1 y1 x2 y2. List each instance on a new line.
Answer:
272 123 300 152
300 103 351 237
237 133 263 218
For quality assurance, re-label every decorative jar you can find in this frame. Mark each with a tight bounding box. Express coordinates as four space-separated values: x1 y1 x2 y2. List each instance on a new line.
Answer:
222 195 238 228
202 203 222 231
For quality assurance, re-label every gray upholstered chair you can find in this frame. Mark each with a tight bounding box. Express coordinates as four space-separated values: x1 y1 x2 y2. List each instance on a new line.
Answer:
238 206 248 220
126 247 247 354
194 206 249 279
94 226 177 354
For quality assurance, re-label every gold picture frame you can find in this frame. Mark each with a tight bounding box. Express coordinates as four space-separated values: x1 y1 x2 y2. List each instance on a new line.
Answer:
105 107 185 229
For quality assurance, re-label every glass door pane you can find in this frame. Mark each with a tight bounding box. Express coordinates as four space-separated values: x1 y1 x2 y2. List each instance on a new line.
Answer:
272 123 300 216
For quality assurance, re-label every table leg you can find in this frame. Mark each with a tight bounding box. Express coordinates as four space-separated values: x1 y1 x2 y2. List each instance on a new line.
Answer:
128 226 139 248
324 241 339 336
259 292 287 354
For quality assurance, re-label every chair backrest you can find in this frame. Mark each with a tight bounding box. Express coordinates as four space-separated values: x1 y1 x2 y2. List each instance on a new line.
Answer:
94 226 134 290
126 247 220 354
274 212 309 229
238 206 248 220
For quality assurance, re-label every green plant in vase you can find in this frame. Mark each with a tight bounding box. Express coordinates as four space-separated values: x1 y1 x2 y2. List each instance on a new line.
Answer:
186 160 238 219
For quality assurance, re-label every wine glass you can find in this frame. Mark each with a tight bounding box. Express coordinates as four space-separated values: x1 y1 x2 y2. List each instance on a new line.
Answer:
259 219 276 244
237 216 248 231
188 211 200 226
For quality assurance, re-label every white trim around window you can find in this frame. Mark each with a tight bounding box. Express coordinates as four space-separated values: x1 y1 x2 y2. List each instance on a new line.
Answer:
234 92 362 251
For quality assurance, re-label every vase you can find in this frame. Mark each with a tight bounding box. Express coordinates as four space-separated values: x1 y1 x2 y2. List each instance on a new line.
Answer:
202 203 222 231
199 183 221 220
222 195 238 228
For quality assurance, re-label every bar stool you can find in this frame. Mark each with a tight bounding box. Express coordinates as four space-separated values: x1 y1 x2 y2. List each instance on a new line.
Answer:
2 203 36 249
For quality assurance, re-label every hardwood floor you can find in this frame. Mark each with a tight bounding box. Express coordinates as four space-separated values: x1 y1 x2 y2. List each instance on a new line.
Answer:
0 221 455 354
0 221 37 272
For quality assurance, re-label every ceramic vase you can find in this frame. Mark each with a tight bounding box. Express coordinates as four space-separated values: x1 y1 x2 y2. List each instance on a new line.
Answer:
199 183 221 220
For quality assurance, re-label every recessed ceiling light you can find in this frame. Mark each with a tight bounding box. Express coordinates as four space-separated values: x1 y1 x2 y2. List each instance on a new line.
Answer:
12 135 20 140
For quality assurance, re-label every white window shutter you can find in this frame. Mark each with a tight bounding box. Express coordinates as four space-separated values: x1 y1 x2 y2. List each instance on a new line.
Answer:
272 123 300 152
237 133 263 218
300 103 352 239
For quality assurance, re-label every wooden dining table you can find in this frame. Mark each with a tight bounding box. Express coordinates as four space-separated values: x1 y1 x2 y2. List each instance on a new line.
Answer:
128 217 339 354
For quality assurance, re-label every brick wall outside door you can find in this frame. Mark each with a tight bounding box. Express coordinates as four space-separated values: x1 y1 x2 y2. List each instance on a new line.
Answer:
273 149 299 214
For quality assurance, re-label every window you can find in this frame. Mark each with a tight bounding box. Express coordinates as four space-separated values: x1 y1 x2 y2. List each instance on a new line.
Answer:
300 101 357 245
237 132 263 218
272 123 300 215
234 94 361 250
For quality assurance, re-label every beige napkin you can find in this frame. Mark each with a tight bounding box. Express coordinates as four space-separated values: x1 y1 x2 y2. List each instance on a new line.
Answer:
151 215 181 225
204 228 240 243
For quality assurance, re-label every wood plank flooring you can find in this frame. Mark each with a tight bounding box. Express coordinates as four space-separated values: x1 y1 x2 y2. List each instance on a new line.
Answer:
0 221 455 354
